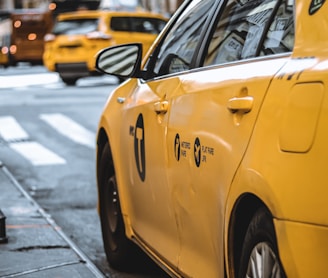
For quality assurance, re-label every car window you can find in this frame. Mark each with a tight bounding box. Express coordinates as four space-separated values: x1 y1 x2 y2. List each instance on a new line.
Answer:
110 17 166 34
52 18 99 35
149 0 214 77
204 0 294 66
260 0 294 55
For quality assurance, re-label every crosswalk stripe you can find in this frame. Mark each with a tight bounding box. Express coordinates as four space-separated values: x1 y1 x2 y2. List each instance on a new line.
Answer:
0 116 29 141
10 141 66 166
40 113 96 149
0 73 59 89
0 115 66 166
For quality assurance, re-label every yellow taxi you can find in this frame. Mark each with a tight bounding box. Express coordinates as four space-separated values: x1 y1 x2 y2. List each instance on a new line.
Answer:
95 0 328 277
43 10 167 85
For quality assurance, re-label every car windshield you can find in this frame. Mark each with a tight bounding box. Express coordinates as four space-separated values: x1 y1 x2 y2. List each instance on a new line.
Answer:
110 17 166 34
52 18 99 35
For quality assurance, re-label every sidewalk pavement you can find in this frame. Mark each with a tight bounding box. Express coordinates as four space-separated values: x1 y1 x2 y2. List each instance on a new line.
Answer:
0 162 105 278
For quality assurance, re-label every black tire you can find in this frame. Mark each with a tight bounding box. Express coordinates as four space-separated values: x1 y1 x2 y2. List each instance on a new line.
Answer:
238 207 286 278
61 76 78 86
98 143 141 271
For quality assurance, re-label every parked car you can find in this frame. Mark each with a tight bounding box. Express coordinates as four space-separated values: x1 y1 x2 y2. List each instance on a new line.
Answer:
0 12 11 68
0 46 9 67
43 10 167 85
95 0 328 277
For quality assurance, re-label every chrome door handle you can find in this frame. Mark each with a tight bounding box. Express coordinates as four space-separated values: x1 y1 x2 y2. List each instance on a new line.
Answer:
227 96 254 113
154 101 169 114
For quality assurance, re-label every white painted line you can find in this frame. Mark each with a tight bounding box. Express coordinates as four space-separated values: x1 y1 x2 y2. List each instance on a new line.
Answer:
40 113 96 149
0 116 29 141
10 141 66 166
0 73 60 88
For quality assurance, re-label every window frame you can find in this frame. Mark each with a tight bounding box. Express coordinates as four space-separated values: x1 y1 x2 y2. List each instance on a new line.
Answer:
142 0 221 81
110 16 167 34
142 0 295 82
52 18 99 35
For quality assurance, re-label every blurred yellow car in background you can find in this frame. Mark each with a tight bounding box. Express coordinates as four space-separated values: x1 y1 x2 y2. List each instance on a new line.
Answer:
43 10 167 85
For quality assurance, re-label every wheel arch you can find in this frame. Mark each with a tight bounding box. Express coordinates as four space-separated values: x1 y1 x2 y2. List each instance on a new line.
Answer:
96 126 135 239
96 128 112 211
97 127 109 165
227 194 271 277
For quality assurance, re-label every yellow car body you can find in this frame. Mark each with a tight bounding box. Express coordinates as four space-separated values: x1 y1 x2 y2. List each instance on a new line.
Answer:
96 0 328 277
43 10 167 85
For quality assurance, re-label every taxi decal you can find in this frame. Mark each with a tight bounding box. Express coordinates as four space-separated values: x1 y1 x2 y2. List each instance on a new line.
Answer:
195 138 215 166
175 133 191 161
134 114 146 181
175 134 215 167
174 133 181 161
309 0 326 14
194 137 201 167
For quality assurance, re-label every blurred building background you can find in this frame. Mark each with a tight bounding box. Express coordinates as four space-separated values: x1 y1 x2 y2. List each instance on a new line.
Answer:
138 0 184 15
0 0 184 15
0 0 48 10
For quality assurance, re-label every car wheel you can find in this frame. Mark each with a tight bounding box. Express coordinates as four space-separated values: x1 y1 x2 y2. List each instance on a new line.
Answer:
238 207 286 278
99 143 141 271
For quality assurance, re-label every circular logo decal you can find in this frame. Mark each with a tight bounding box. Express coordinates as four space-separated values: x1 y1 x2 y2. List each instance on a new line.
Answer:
194 137 201 167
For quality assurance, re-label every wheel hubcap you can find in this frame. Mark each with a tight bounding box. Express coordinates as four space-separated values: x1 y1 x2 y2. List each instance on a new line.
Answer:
246 242 282 278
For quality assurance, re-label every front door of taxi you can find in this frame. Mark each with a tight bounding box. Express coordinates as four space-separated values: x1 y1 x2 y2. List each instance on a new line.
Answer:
119 0 218 268
119 77 181 267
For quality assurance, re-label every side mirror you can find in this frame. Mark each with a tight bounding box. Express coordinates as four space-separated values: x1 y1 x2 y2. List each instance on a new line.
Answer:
96 43 143 78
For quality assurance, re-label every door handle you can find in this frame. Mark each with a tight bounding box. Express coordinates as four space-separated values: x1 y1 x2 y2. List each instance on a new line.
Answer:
154 100 169 114
227 96 254 114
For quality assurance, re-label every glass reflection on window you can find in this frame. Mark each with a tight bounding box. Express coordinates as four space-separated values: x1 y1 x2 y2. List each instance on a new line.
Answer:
153 0 213 76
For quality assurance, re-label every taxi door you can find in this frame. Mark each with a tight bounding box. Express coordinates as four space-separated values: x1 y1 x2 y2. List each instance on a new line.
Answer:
118 0 217 268
164 0 294 275
118 77 181 267
166 58 288 276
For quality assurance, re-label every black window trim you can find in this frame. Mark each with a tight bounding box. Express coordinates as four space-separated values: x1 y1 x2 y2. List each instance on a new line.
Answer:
142 0 221 82
142 0 193 80
109 16 167 33
189 0 223 69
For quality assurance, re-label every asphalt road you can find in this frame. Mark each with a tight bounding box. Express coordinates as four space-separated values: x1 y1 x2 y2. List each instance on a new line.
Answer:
0 64 169 278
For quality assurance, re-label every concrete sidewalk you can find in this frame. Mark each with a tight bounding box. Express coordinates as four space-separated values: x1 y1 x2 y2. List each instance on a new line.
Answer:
0 162 105 278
